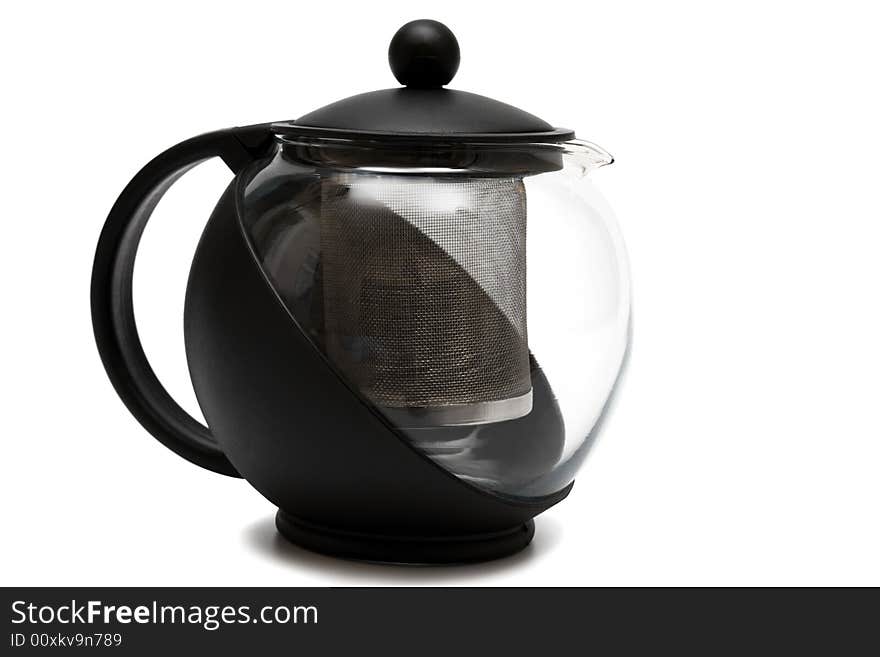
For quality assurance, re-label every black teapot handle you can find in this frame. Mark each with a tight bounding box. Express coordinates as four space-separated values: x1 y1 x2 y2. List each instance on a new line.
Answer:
91 125 275 476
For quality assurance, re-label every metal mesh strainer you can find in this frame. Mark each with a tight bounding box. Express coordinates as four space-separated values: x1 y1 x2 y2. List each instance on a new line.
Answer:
320 174 532 427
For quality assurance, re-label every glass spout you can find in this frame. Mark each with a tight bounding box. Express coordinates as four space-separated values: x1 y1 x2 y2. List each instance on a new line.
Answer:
564 139 614 177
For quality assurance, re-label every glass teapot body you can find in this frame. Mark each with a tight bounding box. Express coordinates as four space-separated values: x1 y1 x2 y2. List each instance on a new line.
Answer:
236 136 630 499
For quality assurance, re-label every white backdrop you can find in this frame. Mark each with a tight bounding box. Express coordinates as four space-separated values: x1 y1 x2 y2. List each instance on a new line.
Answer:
2 0 879 586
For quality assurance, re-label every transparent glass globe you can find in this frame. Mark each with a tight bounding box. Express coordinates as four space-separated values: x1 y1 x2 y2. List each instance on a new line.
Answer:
241 137 630 499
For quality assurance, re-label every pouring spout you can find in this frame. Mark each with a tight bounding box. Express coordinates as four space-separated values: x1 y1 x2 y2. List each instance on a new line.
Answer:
566 139 614 176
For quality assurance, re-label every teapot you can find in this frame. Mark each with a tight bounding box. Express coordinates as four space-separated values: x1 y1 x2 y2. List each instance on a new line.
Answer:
91 20 631 563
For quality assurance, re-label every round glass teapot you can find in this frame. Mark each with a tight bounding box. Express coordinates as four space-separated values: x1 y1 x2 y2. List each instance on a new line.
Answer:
92 20 630 564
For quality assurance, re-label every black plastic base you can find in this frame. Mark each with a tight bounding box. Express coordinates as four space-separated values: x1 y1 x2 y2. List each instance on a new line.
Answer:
275 510 535 565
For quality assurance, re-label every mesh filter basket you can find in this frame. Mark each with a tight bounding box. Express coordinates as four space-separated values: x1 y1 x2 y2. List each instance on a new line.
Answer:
320 174 532 427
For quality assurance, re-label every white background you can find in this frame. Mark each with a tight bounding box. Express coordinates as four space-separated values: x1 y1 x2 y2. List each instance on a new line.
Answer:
2 0 879 586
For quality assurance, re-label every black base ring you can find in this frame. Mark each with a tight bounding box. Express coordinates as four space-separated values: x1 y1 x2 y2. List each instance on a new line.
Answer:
275 510 535 565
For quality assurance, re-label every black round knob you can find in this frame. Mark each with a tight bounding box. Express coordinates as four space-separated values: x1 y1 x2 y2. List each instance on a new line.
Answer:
388 20 460 88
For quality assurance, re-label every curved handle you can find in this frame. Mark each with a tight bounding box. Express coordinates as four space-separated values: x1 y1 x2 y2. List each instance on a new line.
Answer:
91 124 275 476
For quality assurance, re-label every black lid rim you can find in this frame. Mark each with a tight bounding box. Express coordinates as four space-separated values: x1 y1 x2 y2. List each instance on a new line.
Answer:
271 122 576 144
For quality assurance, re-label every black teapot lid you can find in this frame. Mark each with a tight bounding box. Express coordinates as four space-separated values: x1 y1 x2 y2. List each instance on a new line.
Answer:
273 20 573 143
